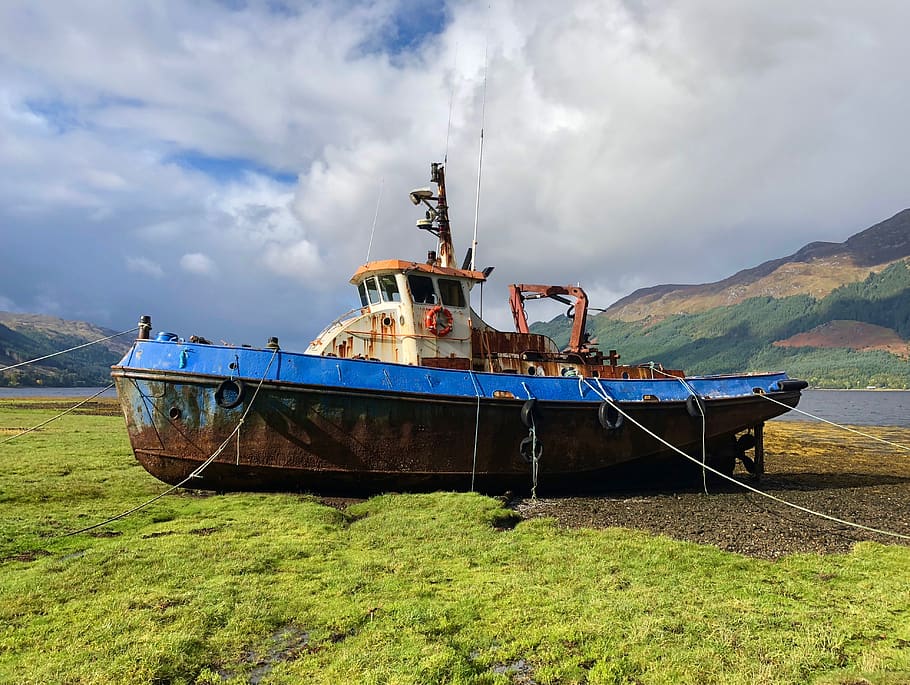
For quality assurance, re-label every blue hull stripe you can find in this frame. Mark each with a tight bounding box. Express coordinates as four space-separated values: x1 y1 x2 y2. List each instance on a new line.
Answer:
116 340 791 403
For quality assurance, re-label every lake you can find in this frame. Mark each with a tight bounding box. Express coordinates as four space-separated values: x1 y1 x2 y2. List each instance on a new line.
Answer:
774 389 910 428
1 387 907 427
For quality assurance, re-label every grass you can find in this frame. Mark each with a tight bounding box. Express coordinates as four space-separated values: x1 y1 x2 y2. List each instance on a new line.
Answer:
1 399 909 684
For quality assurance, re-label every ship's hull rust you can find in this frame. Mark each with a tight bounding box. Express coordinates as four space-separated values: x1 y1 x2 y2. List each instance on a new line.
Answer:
112 356 799 494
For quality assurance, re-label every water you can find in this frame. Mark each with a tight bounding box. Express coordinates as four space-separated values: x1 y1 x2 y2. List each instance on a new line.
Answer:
1 387 907 427
774 389 910 428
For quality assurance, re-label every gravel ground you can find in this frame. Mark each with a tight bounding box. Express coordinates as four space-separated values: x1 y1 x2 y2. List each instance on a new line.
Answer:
512 421 910 559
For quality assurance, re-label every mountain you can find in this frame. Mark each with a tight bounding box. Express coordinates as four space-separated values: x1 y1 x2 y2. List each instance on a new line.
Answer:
0 313 132 387
606 209 910 321
533 210 910 388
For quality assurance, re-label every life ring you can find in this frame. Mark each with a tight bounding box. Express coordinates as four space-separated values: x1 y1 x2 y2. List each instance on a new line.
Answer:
215 379 246 409
424 306 454 337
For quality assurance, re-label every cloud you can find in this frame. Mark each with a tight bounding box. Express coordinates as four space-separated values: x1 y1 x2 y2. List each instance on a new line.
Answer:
0 295 20 313
180 253 217 277
1 0 909 346
126 256 165 278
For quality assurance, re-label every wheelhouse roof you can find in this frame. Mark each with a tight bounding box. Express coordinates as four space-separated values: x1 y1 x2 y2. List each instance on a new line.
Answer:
350 260 487 285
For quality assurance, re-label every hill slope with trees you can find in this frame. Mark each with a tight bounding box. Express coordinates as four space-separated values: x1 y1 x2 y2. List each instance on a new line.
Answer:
533 212 910 388
0 313 132 387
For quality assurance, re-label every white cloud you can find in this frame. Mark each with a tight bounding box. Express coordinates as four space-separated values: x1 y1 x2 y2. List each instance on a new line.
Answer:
262 240 324 282
126 256 165 278
180 253 216 276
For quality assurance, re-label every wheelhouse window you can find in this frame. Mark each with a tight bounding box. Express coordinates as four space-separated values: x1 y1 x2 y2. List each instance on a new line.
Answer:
438 279 466 307
378 274 401 302
359 274 402 306
358 277 382 306
407 275 437 304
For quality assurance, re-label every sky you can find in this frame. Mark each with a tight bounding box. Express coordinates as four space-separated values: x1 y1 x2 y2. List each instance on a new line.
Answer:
2 0 910 350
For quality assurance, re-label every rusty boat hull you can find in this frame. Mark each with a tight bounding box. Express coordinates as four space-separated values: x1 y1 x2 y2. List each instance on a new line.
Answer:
112 339 804 495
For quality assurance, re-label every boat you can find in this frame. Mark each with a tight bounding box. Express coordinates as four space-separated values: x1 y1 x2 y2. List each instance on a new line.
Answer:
112 162 807 494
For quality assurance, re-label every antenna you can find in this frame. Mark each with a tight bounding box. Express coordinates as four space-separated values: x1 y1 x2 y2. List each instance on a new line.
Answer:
365 177 384 263
470 22 489 272
444 42 458 165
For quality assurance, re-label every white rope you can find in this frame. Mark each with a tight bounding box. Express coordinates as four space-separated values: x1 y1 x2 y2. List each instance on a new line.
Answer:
759 392 910 453
0 326 139 372
581 378 910 541
468 371 482 491
64 348 279 537
649 367 709 494
0 384 114 445
530 418 539 499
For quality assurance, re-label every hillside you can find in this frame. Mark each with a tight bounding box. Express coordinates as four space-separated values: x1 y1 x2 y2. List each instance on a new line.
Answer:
606 209 910 321
0 312 132 387
775 320 909 358
533 210 910 388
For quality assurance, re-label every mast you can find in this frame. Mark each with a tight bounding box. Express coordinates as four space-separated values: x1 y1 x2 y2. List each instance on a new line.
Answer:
432 163 455 268
410 162 456 269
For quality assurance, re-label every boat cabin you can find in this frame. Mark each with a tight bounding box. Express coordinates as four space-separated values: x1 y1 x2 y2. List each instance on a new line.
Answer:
306 259 487 369
306 161 682 381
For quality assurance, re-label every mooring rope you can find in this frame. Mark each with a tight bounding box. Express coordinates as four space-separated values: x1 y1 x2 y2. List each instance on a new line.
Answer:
0 326 139 373
529 417 540 499
649 367 710 494
468 370 482 492
759 392 910 453
581 378 910 541
64 348 279 537
0 384 115 446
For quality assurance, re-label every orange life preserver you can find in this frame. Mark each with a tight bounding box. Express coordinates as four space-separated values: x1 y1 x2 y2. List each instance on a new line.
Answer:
424 306 454 337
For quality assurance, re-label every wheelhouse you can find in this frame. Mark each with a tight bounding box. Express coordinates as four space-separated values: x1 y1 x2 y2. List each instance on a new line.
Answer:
306 260 485 367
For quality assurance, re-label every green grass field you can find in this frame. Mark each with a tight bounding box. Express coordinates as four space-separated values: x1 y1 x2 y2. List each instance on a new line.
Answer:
1 400 908 684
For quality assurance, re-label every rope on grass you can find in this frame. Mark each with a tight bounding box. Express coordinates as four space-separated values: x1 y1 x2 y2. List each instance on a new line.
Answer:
0 384 115 446
759 393 910 453
580 378 910 542
0 327 139 373
63 348 279 537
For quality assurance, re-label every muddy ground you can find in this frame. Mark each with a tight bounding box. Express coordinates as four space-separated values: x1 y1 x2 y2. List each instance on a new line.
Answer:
512 421 910 559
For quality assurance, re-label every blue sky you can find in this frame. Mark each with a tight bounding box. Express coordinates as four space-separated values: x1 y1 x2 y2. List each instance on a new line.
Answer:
1 0 910 350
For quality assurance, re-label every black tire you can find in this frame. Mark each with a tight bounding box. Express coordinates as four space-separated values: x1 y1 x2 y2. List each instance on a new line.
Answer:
597 401 624 431
736 433 756 451
214 379 246 409
520 399 538 429
777 379 809 392
686 394 706 418
519 436 543 463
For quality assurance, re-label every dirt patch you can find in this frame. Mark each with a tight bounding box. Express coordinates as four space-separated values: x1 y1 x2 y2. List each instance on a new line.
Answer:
1 550 51 563
0 398 122 416
512 421 910 559
775 319 909 357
